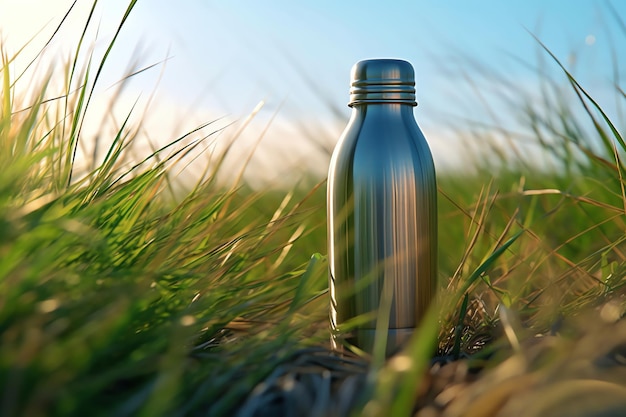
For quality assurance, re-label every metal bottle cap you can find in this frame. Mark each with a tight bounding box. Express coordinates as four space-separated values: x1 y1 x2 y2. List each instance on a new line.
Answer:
349 58 417 107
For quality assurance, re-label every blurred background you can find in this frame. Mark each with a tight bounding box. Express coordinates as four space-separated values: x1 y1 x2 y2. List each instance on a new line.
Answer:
1 0 625 186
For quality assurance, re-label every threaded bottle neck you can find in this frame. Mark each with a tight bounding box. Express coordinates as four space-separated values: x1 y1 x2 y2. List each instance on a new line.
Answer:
348 59 417 107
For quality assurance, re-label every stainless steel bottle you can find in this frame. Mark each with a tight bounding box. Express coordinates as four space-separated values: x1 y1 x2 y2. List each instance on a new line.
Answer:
327 58 437 355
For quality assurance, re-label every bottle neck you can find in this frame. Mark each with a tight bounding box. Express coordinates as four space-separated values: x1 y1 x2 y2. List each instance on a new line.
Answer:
351 102 415 119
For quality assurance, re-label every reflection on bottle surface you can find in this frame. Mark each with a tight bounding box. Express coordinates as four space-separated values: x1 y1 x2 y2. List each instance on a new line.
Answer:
327 59 437 355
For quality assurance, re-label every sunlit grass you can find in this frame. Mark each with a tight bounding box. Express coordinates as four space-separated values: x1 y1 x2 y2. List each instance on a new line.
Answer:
2 1 626 416
0 2 329 416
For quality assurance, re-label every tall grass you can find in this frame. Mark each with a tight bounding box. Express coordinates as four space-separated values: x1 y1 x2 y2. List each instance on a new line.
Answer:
0 2 329 416
3 1 626 416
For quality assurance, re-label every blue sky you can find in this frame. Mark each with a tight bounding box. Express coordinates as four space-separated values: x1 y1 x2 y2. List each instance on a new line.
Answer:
130 1 623 113
1 1 625 181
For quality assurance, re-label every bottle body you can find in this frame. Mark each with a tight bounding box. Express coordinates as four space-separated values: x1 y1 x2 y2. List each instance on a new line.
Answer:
327 60 437 355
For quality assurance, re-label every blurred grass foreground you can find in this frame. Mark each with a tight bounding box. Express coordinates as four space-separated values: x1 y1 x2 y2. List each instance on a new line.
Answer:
2 1 626 417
